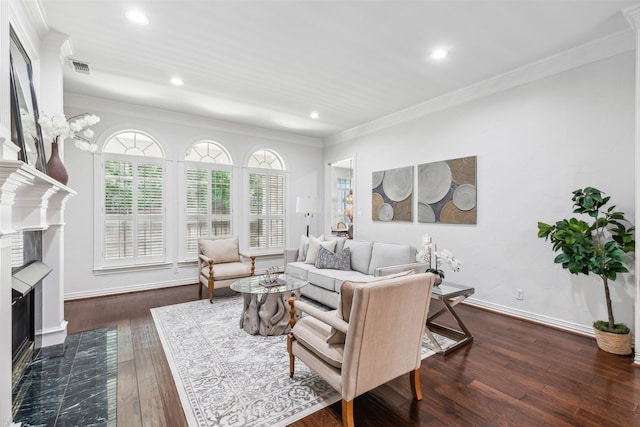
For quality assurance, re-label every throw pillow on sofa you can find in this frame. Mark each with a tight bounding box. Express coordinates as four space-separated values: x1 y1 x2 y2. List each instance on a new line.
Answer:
315 246 351 270
305 236 337 264
297 234 324 262
326 269 415 345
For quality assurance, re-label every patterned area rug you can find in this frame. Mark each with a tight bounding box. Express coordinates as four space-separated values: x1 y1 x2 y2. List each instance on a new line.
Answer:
151 296 453 427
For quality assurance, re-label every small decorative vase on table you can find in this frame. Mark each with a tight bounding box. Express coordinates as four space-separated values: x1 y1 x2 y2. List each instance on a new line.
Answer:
46 139 68 185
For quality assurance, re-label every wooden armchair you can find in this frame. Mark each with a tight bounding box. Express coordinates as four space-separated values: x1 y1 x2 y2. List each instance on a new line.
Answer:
198 236 255 303
287 273 436 427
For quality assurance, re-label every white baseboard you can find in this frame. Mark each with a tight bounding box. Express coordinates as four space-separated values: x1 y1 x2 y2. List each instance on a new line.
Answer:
464 297 595 338
64 278 194 300
37 320 68 347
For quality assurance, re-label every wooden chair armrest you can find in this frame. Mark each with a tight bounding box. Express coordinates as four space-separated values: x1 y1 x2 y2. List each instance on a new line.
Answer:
290 299 348 333
239 252 256 276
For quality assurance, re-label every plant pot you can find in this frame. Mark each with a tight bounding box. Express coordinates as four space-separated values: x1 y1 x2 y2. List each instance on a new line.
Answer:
46 141 68 185
593 328 632 355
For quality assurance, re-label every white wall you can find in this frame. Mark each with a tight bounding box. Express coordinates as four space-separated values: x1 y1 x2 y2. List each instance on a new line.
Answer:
62 95 324 299
325 52 636 335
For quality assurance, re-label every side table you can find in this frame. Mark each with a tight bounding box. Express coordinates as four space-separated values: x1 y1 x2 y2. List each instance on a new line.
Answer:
425 282 475 355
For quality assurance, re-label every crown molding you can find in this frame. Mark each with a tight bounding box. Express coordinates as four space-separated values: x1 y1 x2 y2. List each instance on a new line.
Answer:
64 93 324 148
42 30 73 62
325 29 635 146
9 0 48 60
624 4 640 29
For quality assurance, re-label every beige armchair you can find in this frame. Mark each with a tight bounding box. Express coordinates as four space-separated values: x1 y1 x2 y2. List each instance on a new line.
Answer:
287 272 436 427
198 236 255 303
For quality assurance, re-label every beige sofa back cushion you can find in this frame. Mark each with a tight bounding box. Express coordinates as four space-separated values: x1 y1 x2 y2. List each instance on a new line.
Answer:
343 240 373 274
368 242 415 275
199 237 240 263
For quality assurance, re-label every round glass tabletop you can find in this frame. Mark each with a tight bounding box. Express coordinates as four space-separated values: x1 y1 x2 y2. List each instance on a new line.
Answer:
230 274 308 295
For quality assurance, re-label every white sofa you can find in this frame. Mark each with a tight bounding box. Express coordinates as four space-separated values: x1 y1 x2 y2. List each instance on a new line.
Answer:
284 236 428 309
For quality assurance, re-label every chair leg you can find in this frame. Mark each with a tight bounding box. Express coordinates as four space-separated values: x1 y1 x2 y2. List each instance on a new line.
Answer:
287 298 298 378
410 368 422 401
289 353 295 378
208 260 214 303
198 281 202 299
342 399 354 427
287 333 295 378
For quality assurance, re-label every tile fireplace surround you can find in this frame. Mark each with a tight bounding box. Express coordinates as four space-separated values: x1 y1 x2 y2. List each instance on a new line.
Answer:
0 152 77 426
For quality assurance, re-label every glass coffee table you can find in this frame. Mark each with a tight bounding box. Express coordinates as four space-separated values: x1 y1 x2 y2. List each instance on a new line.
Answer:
425 282 475 355
230 274 308 336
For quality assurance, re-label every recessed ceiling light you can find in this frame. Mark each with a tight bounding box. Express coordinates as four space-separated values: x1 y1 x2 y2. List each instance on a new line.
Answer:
310 112 319 119
170 77 184 86
126 10 149 25
431 48 449 60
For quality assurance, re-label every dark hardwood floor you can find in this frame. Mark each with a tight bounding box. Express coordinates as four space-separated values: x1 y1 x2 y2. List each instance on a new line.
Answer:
64 284 640 426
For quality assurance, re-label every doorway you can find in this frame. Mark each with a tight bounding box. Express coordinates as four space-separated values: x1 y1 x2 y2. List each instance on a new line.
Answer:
329 158 354 238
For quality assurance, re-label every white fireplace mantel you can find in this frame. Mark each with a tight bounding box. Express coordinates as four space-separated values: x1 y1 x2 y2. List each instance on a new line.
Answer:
0 158 76 235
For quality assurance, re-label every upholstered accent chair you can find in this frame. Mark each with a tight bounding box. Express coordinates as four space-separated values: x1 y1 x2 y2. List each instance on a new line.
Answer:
198 236 255 303
287 272 436 427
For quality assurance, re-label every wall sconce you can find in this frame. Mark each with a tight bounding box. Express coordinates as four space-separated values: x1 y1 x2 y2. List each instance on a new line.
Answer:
296 196 320 237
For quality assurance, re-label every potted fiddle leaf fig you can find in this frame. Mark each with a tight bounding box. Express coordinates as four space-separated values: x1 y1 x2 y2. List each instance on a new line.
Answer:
537 187 635 355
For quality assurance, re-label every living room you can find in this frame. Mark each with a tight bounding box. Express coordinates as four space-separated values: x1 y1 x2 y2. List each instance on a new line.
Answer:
2 1 640 426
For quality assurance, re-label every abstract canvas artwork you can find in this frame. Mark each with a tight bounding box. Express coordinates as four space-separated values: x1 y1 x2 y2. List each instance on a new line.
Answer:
372 166 413 222
417 156 476 224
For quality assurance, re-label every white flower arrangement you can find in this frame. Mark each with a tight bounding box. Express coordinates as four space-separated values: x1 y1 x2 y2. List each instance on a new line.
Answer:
37 112 100 152
416 233 462 280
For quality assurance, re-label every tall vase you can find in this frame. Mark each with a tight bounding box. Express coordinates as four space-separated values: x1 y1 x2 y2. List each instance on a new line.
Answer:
46 141 69 185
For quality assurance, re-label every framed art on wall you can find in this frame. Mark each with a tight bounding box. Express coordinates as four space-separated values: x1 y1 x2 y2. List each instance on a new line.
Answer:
417 156 476 224
372 165 413 222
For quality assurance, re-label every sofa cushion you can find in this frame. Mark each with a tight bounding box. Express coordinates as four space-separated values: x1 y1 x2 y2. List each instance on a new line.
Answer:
199 237 240 263
327 236 348 252
286 262 316 280
368 242 415 275
292 316 343 368
296 235 309 262
315 247 351 271
200 261 252 280
305 236 337 264
326 269 415 344
343 240 373 275
307 270 338 291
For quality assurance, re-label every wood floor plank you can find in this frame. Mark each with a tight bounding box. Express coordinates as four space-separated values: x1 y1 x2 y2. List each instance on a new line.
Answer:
131 320 170 427
63 285 639 426
117 359 143 427
117 319 134 363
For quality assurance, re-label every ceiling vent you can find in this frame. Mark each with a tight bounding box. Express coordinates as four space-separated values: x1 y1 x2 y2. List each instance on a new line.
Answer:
69 59 91 75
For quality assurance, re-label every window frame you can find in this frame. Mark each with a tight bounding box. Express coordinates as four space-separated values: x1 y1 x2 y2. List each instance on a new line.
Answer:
94 132 167 270
178 160 236 262
245 149 288 254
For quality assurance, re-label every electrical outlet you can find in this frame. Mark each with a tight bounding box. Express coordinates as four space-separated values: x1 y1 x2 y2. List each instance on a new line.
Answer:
516 289 524 300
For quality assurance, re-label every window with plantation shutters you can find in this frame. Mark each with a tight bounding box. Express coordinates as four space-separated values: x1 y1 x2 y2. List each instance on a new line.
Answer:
248 150 286 251
183 141 233 259
98 131 165 268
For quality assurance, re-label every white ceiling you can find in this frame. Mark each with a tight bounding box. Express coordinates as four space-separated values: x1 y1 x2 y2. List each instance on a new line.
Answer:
40 0 638 139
